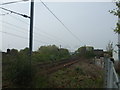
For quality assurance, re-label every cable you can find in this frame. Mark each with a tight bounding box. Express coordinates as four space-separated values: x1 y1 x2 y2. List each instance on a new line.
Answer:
1 9 72 46
0 30 28 40
3 22 59 44
0 7 30 18
0 11 12 16
0 0 29 5
1 20 62 45
2 23 28 34
0 30 49 44
40 0 85 45
8 13 29 24
1 20 58 43
6 14 70 45
34 26 69 44
1 20 28 31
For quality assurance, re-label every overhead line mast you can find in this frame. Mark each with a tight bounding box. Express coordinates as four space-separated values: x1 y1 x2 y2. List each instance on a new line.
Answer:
29 0 34 56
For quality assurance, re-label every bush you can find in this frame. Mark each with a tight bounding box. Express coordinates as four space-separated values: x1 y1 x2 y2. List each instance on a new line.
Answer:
3 46 70 87
33 45 70 62
74 46 95 58
2 48 34 87
9 54 32 87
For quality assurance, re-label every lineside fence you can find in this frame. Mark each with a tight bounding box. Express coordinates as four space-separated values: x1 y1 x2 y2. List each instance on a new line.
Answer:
104 57 120 88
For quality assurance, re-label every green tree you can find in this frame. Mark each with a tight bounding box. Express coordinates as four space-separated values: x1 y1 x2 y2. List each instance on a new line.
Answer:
109 0 120 33
19 47 29 55
58 48 70 59
75 46 94 58
35 45 70 62
109 1 120 60
10 49 18 56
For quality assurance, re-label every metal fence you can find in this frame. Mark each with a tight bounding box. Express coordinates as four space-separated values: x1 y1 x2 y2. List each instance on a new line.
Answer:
104 58 120 88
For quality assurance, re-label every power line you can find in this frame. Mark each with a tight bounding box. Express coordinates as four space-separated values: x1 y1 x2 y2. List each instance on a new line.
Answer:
0 7 30 18
2 21 55 43
1 7 73 46
0 30 49 44
40 0 85 45
1 20 47 39
1 20 28 31
34 26 69 44
6 13 70 45
0 30 28 40
1 20 63 45
8 13 29 24
0 0 29 5
1 20 58 43
2 23 28 34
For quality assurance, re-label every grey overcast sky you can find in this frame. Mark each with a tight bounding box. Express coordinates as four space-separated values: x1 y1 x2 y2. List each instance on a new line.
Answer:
0 1 118 52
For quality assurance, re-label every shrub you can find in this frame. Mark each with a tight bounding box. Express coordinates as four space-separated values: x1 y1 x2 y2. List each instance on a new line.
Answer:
8 54 32 87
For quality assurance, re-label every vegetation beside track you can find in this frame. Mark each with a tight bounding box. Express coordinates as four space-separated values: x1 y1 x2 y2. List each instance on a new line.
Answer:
33 59 104 88
2 45 104 88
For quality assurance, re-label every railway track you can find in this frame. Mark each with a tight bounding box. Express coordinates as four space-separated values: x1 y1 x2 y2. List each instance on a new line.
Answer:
46 59 80 74
35 57 81 74
35 57 77 68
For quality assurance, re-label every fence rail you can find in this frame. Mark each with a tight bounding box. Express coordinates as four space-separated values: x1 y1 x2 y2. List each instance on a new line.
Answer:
104 58 120 88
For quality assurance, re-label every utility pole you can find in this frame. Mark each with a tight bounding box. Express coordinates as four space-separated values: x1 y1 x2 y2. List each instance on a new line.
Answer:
29 0 34 81
29 0 34 58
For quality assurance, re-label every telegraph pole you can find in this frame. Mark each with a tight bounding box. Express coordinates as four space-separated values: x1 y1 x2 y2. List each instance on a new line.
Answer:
29 0 34 58
29 0 34 81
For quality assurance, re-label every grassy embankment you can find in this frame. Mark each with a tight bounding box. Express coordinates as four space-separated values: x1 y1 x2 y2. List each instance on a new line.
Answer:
2 46 104 88
33 59 104 88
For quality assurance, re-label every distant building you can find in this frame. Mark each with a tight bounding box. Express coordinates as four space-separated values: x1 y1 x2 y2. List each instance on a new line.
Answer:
94 49 104 58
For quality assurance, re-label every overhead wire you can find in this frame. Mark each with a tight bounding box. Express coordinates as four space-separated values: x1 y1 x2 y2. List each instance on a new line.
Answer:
6 13 70 45
1 20 62 45
2 23 28 34
1 20 28 31
40 0 85 45
1 20 61 44
0 30 49 44
34 26 70 44
1 1 75 48
8 12 29 24
0 0 29 5
1 20 49 41
0 7 30 18
0 30 28 40
0 5 72 46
